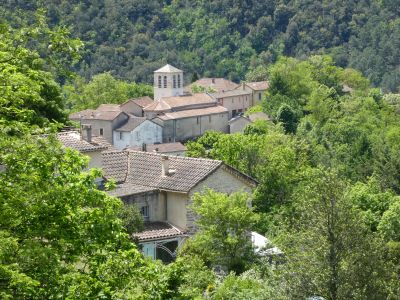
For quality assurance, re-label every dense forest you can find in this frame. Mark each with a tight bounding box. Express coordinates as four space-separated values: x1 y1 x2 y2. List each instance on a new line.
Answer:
1 2 400 299
1 0 399 91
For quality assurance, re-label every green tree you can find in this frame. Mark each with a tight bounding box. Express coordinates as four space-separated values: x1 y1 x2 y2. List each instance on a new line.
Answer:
277 168 395 300
182 190 258 273
64 72 153 111
0 134 143 298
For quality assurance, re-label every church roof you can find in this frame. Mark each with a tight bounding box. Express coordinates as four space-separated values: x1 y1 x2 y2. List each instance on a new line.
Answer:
185 78 239 93
154 64 183 73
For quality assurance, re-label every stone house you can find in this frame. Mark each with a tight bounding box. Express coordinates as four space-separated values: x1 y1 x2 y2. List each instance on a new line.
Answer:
185 78 239 93
210 89 253 119
69 109 129 144
120 96 154 117
155 106 229 142
102 150 257 262
113 117 163 150
235 81 269 106
57 127 113 168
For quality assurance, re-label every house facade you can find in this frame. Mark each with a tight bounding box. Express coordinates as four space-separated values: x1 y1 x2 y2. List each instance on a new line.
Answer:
235 81 269 106
156 106 229 142
102 150 257 262
113 118 163 150
57 127 112 169
69 109 129 144
211 89 253 119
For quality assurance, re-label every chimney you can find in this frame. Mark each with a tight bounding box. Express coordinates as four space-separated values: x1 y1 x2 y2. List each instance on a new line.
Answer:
161 155 176 176
81 124 92 143
161 155 170 176
212 78 215 84
142 143 147 152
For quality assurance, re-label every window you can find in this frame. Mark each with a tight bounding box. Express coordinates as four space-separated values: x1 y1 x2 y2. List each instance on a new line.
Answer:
119 132 123 140
163 76 167 88
173 75 176 88
158 76 162 88
136 131 140 141
140 205 149 220
209 115 212 123
231 99 234 104
196 117 200 124
99 128 103 136
258 93 262 100
177 74 181 88
232 110 237 117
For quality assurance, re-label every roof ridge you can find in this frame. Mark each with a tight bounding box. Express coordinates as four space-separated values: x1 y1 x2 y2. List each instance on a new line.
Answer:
125 149 222 163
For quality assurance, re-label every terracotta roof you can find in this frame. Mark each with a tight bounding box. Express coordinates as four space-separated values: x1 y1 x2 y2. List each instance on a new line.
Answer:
133 222 185 241
91 136 116 150
102 150 222 192
123 96 154 108
158 105 228 120
69 109 95 120
108 183 157 197
69 110 126 121
144 93 216 112
129 142 186 153
115 117 147 132
246 81 269 91
211 89 251 98
102 151 129 183
97 104 121 111
248 112 272 122
143 100 172 112
154 64 182 73
185 78 239 93
57 131 108 152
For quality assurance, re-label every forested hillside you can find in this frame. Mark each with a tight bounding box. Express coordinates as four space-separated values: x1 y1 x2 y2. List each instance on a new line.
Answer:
1 0 399 91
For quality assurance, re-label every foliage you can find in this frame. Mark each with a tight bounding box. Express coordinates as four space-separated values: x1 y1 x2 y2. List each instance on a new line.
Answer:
182 190 258 273
0 18 81 132
2 1 399 91
63 72 153 111
276 168 397 300
190 83 216 94
118 204 144 234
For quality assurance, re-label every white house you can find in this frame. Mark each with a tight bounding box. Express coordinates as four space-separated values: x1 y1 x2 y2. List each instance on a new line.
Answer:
113 117 163 150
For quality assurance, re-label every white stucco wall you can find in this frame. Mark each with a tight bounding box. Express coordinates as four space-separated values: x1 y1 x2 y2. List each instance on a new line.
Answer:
154 71 184 101
113 120 163 149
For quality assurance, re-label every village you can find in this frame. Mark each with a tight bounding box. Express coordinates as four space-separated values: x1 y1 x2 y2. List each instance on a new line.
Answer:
58 64 279 262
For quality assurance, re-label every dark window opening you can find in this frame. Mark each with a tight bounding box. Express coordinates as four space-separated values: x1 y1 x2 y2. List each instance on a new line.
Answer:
158 76 162 88
173 75 176 88
99 128 103 136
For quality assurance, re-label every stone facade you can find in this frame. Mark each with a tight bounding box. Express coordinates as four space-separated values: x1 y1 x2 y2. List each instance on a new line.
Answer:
211 89 253 119
160 111 229 142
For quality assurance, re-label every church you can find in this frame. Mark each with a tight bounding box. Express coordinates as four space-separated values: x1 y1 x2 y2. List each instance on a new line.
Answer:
69 63 267 148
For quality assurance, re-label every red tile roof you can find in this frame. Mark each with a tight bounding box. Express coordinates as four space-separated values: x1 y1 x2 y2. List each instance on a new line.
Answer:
245 81 269 91
133 222 185 241
157 105 228 120
185 78 239 93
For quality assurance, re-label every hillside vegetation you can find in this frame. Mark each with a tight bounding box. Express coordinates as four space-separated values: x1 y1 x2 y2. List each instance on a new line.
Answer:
1 0 399 91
